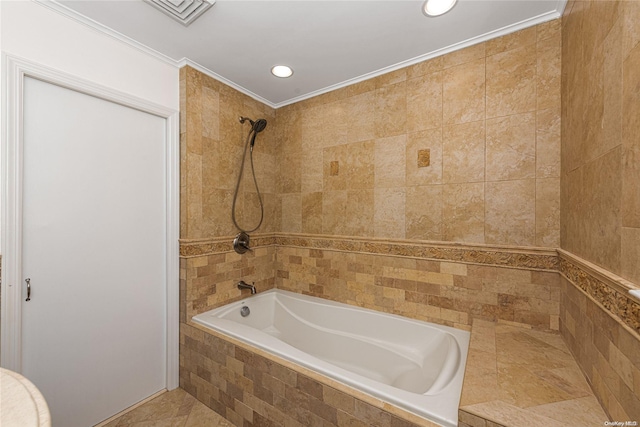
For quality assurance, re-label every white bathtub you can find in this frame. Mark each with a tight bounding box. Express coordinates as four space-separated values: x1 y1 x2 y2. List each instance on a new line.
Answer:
192 289 469 427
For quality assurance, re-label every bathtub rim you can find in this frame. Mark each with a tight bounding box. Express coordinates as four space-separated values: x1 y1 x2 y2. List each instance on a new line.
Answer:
190 289 470 427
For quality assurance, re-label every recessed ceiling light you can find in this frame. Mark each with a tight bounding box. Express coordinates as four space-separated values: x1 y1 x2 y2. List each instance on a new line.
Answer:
271 65 293 78
422 0 457 16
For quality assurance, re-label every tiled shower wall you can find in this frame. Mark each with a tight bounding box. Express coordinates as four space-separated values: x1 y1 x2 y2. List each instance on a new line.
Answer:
178 20 566 363
560 270 640 420
180 66 280 240
276 21 561 247
561 0 640 284
180 235 562 332
180 67 280 317
180 246 276 322
560 0 640 419
179 20 563 318
275 242 561 331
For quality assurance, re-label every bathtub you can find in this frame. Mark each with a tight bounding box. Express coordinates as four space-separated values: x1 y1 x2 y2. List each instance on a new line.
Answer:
192 289 469 427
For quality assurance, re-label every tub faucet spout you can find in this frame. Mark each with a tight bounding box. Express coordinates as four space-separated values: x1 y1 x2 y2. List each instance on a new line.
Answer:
237 280 256 294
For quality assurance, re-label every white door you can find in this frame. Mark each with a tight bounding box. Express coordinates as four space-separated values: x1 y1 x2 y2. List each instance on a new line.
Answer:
21 76 167 427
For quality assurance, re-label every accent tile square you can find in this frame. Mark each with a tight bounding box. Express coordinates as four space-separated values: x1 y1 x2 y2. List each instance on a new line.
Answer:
418 149 431 168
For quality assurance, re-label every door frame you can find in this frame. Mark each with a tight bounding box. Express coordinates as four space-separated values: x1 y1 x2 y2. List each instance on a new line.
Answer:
0 54 180 389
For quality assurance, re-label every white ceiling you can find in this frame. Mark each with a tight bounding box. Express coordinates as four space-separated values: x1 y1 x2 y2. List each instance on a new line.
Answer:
54 0 566 108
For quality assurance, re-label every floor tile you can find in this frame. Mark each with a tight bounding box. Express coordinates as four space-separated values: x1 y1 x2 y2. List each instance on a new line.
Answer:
102 388 230 427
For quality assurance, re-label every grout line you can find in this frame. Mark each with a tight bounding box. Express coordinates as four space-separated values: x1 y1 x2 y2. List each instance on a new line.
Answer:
535 26 540 247
483 53 488 245
439 71 445 242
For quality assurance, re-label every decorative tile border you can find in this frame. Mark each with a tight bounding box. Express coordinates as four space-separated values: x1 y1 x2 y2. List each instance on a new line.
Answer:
558 250 640 334
180 235 276 257
180 233 559 271
274 235 559 270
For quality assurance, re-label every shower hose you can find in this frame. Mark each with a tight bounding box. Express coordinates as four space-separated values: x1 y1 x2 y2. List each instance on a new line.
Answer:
231 127 264 233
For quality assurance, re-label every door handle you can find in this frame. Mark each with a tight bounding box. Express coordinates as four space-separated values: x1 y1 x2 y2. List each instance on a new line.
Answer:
25 278 31 302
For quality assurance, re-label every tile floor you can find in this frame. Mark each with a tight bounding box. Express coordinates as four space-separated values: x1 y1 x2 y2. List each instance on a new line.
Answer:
101 388 232 427
459 319 608 427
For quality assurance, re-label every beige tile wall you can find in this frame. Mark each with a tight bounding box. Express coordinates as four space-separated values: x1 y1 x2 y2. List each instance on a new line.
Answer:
179 21 564 325
561 0 640 285
275 245 561 331
178 20 565 352
180 247 276 322
180 66 280 240
559 2 640 420
560 275 640 420
275 22 561 247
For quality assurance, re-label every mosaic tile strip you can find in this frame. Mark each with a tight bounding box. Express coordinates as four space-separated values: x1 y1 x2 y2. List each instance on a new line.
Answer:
559 256 640 334
181 233 559 270
180 235 276 257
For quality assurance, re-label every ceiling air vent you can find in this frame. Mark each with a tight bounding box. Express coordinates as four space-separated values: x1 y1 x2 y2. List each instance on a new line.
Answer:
144 0 215 26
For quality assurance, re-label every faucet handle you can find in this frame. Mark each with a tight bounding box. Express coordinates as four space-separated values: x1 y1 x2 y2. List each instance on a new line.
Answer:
233 232 252 254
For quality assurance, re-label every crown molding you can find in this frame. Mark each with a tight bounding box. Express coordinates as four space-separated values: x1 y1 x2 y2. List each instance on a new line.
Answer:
34 0 178 66
271 8 562 108
556 0 569 17
33 0 564 110
176 58 277 109
32 0 280 108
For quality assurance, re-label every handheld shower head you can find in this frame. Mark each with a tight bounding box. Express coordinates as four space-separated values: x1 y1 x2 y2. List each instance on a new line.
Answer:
239 117 267 133
252 118 267 133
233 115 267 234
240 117 268 150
